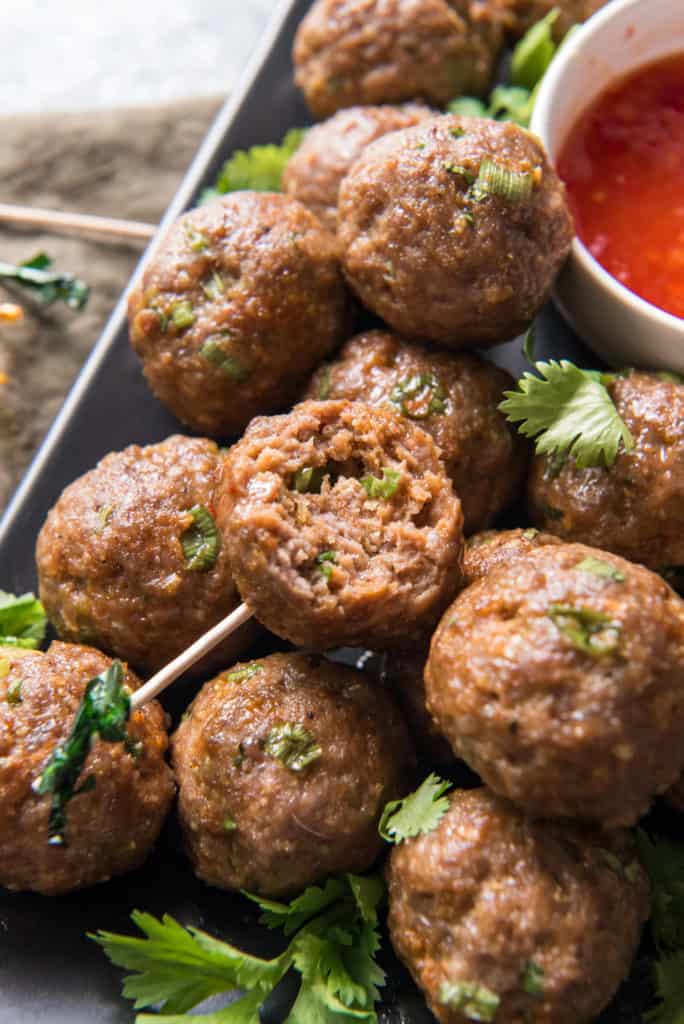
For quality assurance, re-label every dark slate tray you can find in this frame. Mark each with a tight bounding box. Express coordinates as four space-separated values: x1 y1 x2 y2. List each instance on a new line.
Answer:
0 2 653 1021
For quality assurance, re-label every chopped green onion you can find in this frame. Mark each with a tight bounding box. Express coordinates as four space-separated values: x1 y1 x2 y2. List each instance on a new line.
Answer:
202 271 225 302
263 723 322 773
521 961 544 997
184 225 209 252
224 816 238 832
293 466 327 494
444 163 475 185
226 663 263 684
317 366 332 400
170 300 196 330
361 468 402 500
6 678 23 705
390 373 447 420
200 335 249 380
316 550 337 581
440 980 500 1022
472 159 534 204
181 505 221 572
575 557 625 582
547 604 621 657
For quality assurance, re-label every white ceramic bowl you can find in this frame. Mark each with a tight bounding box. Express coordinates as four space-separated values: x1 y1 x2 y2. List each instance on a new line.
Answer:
531 0 684 371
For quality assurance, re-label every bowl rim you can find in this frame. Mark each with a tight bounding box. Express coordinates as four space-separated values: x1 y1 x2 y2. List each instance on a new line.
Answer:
530 0 684 337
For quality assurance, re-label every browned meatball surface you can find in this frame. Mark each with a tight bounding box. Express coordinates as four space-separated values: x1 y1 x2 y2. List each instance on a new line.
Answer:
385 647 455 768
37 435 252 675
305 330 528 532
492 0 609 40
173 651 415 896
338 115 574 346
293 0 503 119
128 193 348 437
529 372 684 570
387 787 650 1024
0 642 174 895
426 543 684 826
218 400 464 650
463 527 562 584
283 104 432 233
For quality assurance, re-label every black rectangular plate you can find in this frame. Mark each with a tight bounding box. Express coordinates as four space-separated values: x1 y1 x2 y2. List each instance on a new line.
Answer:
0 3 648 1022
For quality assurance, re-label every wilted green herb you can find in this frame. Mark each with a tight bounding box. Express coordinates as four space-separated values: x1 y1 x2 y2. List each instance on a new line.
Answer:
547 604 621 657
200 335 249 380
316 550 337 581
32 661 131 844
170 300 196 330
521 961 544 997
575 557 625 582
0 591 47 650
390 373 447 420
263 723 322 772
361 467 401 500
181 505 221 572
0 253 89 310
226 663 263 684
440 980 500 1022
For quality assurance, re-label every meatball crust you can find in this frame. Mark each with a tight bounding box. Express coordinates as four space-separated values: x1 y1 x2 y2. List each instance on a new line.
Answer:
492 0 609 40
293 0 503 119
0 642 174 895
283 104 432 233
306 330 528 532
217 400 464 650
463 527 562 584
338 115 574 346
426 543 684 826
128 193 348 437
173 651 415 896
529 372 684 570
37 435 251 675
385 647 455 768
387 787 650 1024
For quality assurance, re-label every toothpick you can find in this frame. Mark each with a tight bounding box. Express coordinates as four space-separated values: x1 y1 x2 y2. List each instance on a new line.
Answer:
129 602 254 709
0 203 156 246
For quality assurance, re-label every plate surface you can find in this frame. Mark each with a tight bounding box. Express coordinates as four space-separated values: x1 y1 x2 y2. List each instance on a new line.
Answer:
0 2 649 1021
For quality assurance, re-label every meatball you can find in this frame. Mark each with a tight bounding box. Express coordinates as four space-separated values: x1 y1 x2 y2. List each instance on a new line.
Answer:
387 787 650 1024
283 104 432 233
305 330 528 533
385 648 455 769
0 642 174 894
173 651 415 896
529 372 684 571
128 193 348 437
463 527 562 584
338 115 574 346
293 0 503 119
426 543 684 826
217 400 464 650
493 0 609 40
37 435 253 675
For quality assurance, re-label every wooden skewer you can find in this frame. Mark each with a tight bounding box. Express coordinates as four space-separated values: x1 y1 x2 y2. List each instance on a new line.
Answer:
129 602 254 710
0 202 156 246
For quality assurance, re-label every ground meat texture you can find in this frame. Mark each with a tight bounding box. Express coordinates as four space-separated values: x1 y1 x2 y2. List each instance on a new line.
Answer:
490 0 609 40
0 642 174 895
305 330 528 532
426 543 684 827
338 115 574 346
387 787 650 1024
217 400 464 650
293 0 503 119
385 648 455 768
528 372 684 571
283 104 432 233
36 435 253 675
172 651 415 896
128 193 348 437
463 527 563 584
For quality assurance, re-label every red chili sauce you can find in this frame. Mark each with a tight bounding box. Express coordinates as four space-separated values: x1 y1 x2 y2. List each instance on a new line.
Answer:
558 53 684 320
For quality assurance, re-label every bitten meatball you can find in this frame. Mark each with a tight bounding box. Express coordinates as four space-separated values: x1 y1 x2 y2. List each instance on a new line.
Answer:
128 193 348 437
293 0 503 119
338 115 574 346
37 435 253 674
493 0 609 40
306 330 528 532
217 400 464 650
173 651 415 896
426 543 684 826
463 527 562 584
387 787 650 1024
0 643 174 894
529 372 684 571
385 647 455 769
283 104 432 233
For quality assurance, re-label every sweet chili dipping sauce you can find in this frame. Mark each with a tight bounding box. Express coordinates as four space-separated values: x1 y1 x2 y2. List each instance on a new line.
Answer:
558 53 684 319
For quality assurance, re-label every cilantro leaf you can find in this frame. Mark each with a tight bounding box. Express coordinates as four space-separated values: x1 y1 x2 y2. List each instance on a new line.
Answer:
0 590 47 649
244 877 348 935
202 128 306 202
138 990 265 1023
637 831 684 953
379 774 452 844
0 253 89 310
645 952 684 1024
499 360 635 468
447 97 488 118
511 8 560 90
487 85 536 126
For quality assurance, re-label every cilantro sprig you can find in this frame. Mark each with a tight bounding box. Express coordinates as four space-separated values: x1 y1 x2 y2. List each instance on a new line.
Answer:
0 253 89 310
92 872 386 1022
0 590 47 649
202 128 306 203
499 359 634 469
379 774 452 844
